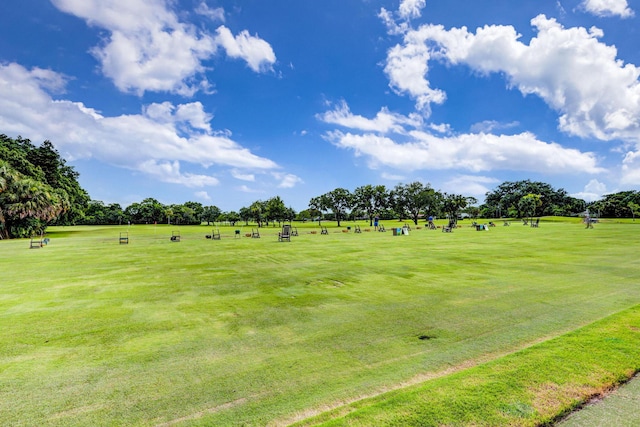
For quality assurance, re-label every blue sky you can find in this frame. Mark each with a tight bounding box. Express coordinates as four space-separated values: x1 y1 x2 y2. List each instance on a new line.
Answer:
1 0 640 211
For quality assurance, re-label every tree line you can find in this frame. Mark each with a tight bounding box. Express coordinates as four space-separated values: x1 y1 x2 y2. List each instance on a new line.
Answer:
3 134 640 239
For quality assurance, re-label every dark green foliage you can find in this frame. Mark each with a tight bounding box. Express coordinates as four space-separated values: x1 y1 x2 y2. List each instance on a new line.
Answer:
0 134 88 238
482 180 581 218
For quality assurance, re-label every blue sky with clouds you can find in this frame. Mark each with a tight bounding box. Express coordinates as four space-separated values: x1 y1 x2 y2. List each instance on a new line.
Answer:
1 0 640 211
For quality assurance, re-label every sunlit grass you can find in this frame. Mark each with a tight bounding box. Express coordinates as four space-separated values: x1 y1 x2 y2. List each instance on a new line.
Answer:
1 218 639 426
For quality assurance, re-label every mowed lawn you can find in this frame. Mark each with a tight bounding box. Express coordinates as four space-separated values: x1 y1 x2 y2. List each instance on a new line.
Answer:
1 219 640 426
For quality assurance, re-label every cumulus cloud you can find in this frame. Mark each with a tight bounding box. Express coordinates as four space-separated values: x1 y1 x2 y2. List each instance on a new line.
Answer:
324 130 603 175
441 175 501 198
318 100 422 134
214 26 276 73
398 0 427 19
580 0 634 18
0 63 281 188
194 190 212 201
273 172 303 188
50 0 275 95
391 15 640 142
571 179 607 201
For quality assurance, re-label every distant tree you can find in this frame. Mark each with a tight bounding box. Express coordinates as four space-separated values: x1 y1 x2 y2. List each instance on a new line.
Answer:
353 184 388 226
202 205 221 225
138 198 165 224
250 200 266 227
184 201 204 223
238 206 251 225
265 196 287 226
518 193 542 222
308 196 326 225
390 182 440 226
442 193 476 222
225 210 240 226
483 180 571 218
316 188 353 227
628 201 640 221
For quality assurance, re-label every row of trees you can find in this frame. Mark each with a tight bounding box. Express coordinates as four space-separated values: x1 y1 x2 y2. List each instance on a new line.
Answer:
81 196 297 227
6 134 640 239
308 183 476 226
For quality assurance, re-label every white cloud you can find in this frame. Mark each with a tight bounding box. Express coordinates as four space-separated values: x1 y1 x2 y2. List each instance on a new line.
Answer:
214 26 276 73
318 100 422 134
397 15 640 142
194 190 212 201
571 179 608 201
580 0 634 18
137 160 219 187
384 34 446 113
381 172 406 181
50 0 275 95
273 172 303 188
325 130 604 175
231 170 256 181
398 0 426 20
0 63 281 188
195 2 225 22
441 175 501 198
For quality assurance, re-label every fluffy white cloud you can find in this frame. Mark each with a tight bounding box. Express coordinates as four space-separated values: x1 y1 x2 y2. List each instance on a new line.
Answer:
214 26 276 73
273 172 303 189
572 178 608 201
50 0 275 95
0 63 281 187
194 190 212 201
325 130 603 175
441 175 501 198
386 15 640 143
580 0 634 18
398 0 426 19
318 101 422 134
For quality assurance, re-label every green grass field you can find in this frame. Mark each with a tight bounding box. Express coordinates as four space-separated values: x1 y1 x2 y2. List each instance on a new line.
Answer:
1 219 640 426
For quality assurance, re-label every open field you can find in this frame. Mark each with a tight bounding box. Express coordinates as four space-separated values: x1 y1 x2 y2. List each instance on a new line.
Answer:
1 219 640 426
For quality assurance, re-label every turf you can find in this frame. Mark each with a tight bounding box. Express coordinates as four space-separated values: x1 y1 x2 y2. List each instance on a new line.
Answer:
1 219 640 426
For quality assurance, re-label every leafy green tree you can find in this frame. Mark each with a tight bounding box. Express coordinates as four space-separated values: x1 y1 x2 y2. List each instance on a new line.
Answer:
518 193 542 222
483 180 572 218
250 200 267 227
390 182 441 225
138 198 165 223
265 196 287 226
184 201 204 224
202 205 221 225
353 184 388 226
238 206 251 226
442 193 476 222
628 202 640 220
315 188 353 227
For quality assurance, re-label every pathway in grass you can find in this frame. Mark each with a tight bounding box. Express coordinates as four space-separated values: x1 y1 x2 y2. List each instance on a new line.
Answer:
557 374 640 427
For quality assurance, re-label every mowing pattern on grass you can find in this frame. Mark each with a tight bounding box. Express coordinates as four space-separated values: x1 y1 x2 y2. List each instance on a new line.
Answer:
1 220 640 426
